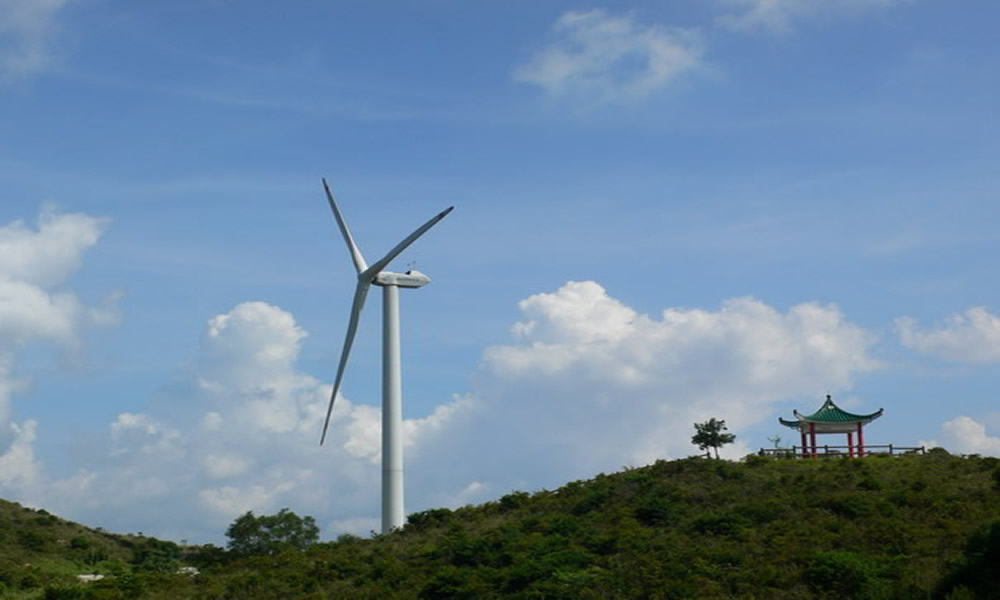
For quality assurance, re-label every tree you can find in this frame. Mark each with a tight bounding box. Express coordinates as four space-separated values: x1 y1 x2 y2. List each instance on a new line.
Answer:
225 508 319 556
691 418 736 459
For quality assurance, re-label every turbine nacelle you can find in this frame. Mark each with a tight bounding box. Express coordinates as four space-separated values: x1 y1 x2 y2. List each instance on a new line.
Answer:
374 270 431 288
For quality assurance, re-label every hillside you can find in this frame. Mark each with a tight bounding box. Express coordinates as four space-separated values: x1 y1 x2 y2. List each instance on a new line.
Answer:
0 498 185 598
5 451 1000 599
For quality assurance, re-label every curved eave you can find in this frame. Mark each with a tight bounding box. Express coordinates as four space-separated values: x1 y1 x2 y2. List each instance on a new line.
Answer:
799 397 885 424
802 407 884 424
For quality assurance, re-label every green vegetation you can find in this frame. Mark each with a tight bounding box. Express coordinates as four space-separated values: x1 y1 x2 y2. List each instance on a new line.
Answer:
225 509 319 556
2 452 998 598
0 499 184 598
692 417 736 458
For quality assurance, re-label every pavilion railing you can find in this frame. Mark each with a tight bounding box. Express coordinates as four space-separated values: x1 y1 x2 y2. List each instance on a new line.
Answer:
758 444 925 458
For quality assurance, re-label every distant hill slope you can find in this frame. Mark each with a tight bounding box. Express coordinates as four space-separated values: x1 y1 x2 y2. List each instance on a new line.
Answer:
5 452 1000 599
0 498 184 597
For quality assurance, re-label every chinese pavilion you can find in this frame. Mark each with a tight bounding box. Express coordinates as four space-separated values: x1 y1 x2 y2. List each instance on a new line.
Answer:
779 395 883 458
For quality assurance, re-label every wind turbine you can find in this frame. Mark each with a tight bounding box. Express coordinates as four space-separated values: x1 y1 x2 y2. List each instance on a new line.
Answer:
319 179 453 534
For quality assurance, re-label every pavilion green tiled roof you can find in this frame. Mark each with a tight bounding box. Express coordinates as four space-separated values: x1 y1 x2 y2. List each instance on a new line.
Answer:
779 395 883 429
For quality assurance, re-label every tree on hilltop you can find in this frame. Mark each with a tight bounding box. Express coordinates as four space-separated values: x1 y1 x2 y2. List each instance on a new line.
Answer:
692 418 736 459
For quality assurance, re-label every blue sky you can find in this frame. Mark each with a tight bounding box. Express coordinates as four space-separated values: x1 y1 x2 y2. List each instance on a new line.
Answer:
1 0 998 543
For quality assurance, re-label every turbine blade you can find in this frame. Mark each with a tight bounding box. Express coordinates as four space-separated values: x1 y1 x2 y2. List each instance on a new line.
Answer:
323 178 368 274
363 206 454 279
320 280 371 445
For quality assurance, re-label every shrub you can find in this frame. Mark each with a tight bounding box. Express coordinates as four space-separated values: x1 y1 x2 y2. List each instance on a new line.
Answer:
634 497 674 526
42 586 90 600
805 551 883 598
499 491 531 512
693 513 749 537
824 494 872 519
18 530 48 552
570 487 611 516
69 536 91 550
937 520 1000 599
408 508 454 530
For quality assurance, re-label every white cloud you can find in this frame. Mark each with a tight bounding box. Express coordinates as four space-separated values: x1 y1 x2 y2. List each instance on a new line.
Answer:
0 418 98 512
202 454 252 479
0 419 41 488
0 0 73 80
514 10 704 104
110 413 184 458
896 307 1000 364
489 282 877 396
198 482 296 517
343 397 473 464
0 207 104 287
515 3 908 105
922 416 1000 457
403 396 474 457
448 481 488 508
0 355 25 429
0 209 110 352
343 404 381 462
716 0 906 33
0 207 111 438
200 411 223 432
512 280 637 345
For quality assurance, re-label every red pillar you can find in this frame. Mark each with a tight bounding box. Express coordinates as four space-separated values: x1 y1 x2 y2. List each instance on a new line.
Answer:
809 422 817 458
801 430 808 458
857 422 865 457
847 432 855 458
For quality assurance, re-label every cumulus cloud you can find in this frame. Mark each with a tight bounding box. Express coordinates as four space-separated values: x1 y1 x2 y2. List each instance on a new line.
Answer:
514 9 704 105
0 207 111 434
0 209 110 347
921 416 1000 457
716 0 905 33
0 419 41 488
491 282 877 394
896 308 1000 364
0 0 73 80
0 207 104 286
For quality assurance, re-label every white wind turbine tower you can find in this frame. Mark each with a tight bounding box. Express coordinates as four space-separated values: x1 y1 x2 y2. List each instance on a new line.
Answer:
319 179 453 534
